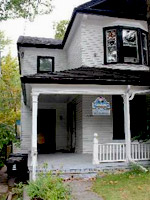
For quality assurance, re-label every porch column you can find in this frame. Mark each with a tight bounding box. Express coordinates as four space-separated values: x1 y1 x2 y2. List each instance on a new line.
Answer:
123 93 131 162
31 93 39 181
93 133 99 164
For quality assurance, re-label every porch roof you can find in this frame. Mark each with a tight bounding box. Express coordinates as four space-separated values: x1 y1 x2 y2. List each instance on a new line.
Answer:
21 66 150 86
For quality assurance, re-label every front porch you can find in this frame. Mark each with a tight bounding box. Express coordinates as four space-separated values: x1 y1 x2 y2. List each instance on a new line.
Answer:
28 84 150 180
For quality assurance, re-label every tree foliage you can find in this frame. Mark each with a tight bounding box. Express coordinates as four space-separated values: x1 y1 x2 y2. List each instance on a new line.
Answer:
0 30 11 51
0 53 21 164
0 0 53 21
54 20 69 40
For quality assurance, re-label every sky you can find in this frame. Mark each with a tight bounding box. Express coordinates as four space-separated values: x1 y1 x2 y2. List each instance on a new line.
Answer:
0 0 87 56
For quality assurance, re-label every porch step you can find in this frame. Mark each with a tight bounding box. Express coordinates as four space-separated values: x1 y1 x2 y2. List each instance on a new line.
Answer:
35 163 130 179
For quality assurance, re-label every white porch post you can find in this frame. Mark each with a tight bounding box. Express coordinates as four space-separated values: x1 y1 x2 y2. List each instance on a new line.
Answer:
93 133 99 164
31 93 39 181
123 93 131 162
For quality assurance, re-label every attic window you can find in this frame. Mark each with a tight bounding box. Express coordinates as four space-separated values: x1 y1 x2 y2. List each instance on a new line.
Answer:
37 56 54 73
104 26 148 65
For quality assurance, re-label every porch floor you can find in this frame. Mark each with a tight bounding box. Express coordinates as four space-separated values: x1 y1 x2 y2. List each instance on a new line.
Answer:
37 153 130 172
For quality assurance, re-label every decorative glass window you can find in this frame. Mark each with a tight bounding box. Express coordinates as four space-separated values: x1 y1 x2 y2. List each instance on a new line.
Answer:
104 26 148 65
141 33 148 65
37 56 54 73
106 29 117 63
123 30 139 63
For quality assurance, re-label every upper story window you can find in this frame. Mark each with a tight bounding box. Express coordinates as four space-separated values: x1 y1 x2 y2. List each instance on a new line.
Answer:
104 26 148 65
37 56 54 73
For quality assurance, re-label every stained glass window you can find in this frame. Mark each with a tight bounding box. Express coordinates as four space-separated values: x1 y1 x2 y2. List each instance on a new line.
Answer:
142 33 148 65
106 29 117 63
104 26 148 65
123 30 139 63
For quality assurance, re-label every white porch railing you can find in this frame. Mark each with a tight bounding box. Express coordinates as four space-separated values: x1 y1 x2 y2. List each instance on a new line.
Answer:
131 143 150 161
98 143 126 162
93 134 150 164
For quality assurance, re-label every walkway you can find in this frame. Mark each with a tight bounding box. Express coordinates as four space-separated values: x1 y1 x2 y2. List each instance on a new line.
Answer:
69 180 103 200
0 166 8 198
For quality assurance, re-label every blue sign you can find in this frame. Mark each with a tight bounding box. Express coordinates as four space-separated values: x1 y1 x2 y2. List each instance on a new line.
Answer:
92 97 110 115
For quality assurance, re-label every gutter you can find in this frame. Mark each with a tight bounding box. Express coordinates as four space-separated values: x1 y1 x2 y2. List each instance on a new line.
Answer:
129 89 150 100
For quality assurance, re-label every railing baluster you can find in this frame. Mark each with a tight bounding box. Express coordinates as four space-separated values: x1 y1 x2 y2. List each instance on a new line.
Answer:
144 144 146 159
135 144 138 159
138 144 140 160
116 145 118 161
141 144 143 160
122 144 124 160
103 145 105 161
99 145 101 162
113 144 115 160
106 145 108 161
96 143 150 163
110 144 112 161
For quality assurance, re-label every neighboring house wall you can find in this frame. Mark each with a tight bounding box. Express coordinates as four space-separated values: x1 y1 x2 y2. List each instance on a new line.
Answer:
20 47 68 76
81 15 149 71
66 24 82 69
82 95 113 154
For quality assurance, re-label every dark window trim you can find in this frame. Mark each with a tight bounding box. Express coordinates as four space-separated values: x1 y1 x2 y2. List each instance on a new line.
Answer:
37 56 55 73
103 26 148 66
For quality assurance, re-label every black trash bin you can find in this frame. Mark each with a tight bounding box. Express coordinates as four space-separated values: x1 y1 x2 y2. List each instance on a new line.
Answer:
6 153 29 182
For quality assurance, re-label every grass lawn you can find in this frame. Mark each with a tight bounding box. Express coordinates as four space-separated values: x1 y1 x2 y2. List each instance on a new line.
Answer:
93 169 150 200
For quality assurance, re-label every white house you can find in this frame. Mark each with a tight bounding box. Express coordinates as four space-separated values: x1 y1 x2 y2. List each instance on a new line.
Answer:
17 0 150 180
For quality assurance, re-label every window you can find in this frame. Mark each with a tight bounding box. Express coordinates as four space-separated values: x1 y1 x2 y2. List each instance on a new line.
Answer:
37 56 54 73
106 29 117 63
104 26 148 65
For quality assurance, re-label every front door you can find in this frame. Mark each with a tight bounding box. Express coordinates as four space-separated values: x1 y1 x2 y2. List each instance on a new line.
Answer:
37 109 56 154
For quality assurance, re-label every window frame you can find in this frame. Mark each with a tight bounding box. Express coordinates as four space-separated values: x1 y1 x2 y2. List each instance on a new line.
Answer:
37 56 55 73
103 26 149 66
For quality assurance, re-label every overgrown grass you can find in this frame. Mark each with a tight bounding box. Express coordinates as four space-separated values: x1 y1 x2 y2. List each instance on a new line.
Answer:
93 168 150 200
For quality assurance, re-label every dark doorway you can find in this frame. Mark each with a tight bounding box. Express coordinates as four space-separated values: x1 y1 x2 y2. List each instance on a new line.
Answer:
37 109 56 154
112 95 125 140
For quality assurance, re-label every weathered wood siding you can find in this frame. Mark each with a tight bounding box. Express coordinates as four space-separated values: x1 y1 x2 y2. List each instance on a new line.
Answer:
82 95 113 154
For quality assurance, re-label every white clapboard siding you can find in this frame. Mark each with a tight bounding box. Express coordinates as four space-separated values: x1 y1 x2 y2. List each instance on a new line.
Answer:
20 47 68 76
20 101 32 153
82 95 113 154
67 24 82 70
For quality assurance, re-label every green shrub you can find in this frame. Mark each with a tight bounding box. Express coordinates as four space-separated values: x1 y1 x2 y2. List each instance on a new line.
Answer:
12 182 24 200
26 171 71 200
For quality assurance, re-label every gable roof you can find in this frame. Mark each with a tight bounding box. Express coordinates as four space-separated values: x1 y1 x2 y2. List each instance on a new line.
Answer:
76 0 147 20
17 0 147 50
21 66 150 86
